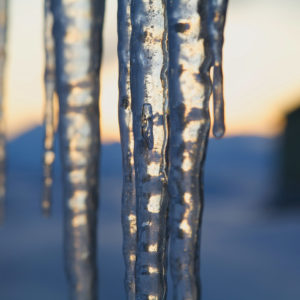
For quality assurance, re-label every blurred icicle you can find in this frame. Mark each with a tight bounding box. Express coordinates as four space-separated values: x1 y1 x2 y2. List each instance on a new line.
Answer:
52 0 105 299
167 0 215 298
117 0 137 299
42 0 56 216
208 0 229 138
130 0 169 298
0 0 7 224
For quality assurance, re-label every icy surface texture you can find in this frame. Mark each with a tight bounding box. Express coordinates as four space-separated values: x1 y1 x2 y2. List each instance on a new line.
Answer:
42 0 56 216
0 0 7 224
117 0 137 299
117 0 229 298
52 0 105 299
167 0 217 298
130 0 169 298
207 0 228 138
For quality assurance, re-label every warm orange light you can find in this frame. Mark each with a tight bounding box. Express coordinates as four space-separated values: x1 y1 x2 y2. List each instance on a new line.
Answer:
5 0 300 142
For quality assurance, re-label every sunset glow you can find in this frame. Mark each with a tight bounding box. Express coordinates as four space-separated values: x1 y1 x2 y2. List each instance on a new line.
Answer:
5 0 300 141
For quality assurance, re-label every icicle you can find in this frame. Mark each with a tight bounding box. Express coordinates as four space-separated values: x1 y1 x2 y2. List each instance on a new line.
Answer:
208 0 229 138
130 0 169 298
0 0 7 225
167 0 214 298
52 0 105 299
117 0 137 299
42 0 56 216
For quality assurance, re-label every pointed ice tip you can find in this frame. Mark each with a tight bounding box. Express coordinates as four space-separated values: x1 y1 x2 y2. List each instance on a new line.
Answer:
213 124 225 139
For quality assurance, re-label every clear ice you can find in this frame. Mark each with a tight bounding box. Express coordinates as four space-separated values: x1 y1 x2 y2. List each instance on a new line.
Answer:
42 0 56 216
51 0 105 299
44 0 229 297
117 0 137 298
167 0 213 298
208 0 229 139
117 0 229 298
130 0 169 298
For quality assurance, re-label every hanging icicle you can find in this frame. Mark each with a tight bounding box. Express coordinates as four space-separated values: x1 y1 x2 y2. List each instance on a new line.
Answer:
208 0 229 138
167 0 228 298
117 0 137 299
130 0 169 298
0 0 7 225
52 0 105 299
42 0 56 216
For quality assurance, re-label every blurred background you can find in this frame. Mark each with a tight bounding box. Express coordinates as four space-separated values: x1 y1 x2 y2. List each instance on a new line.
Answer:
0 0 300 299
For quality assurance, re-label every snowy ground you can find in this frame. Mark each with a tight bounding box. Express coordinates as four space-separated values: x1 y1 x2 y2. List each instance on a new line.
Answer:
0 127 299 300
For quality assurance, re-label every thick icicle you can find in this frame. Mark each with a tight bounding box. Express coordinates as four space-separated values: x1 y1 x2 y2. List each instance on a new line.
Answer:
167 0 213 298
208 0 229 138
52 0 105 299
117 0 137 299
42 0 56 216
130 0 169 298
0 0 7 224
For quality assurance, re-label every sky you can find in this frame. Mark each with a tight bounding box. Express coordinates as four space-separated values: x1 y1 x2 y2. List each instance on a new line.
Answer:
5 0 300 142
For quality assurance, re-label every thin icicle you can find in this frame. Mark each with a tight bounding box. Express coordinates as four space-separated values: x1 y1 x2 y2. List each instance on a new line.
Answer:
42 0 56 216
117 0 137 299
130 0 169 298
167 0 213 298
0 0 7 224
52 0 105 299
208 0 229 138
